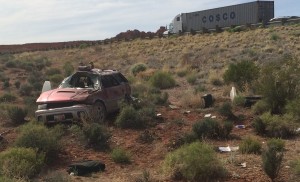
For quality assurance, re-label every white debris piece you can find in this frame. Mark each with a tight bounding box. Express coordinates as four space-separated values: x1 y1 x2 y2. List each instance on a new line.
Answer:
230 87 237 102
219 146 239 152
211 116 216 119
204 114 211 118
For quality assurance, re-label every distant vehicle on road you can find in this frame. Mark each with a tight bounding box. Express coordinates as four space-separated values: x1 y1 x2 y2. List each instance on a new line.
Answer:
269 16 300 22
35 65 131 124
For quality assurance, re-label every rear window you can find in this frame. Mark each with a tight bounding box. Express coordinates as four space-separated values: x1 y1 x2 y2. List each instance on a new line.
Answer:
113 73 128 83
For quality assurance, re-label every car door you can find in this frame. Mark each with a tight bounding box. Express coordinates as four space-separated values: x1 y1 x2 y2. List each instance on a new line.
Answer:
100 75 125 112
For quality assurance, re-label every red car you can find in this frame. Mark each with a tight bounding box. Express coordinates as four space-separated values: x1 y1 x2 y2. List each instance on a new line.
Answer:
35 67 131 124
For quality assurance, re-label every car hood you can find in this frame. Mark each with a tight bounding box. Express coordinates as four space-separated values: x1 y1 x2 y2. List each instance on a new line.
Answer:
36 88 93 104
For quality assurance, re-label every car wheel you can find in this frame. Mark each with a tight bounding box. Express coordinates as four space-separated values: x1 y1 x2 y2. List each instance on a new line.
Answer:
91 102 106 123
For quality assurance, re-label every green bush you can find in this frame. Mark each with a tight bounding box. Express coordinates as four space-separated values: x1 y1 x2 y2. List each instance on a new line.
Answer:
116 105 146 129
192 118 233 139
5 60 17 68
7 106 28 125
14 81 21 89
218 102 236 120
233 95 246 107
63 62 74 76
83 123 110 150
252 100 270 115
223 60 259 91
46 68 61 76
152 92 169 105
49 74 64 86
252 117 267 136
14 122 62 162
255 58 300 114
239 137 261 154
270 33 280 41
163 142 227 181
211 78 223 86
19 83 33 96
149 71 176 89
291 159 300 176
111 148 131 164
131 63 147 76
186 73 197 85
258 113 298 138
262 139 284 182
285 98 300 121
0 147 44 179
0 93 17 103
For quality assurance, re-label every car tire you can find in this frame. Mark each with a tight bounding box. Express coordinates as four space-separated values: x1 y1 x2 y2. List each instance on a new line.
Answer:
91 102 106 123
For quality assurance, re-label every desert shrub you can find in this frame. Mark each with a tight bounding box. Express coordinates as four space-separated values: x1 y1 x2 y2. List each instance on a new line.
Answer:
223 60 259 91
0 147 44 180
63 62 74 76
19 83 33 96
194 84 206 93
3 79 10 89
152 92 169 105
227 26 243 32
252 100 270 115
176 69 188 77
82 123 110 150
0 93 16 103
285 98 300 121
193 118 219 139
258 112 298 138
14 81 21 89
210 77 223 86
116 105 146 129
163 142 227 181
14 122 62 162
111 148 131 164
291 159 300 176
131 63 147 76
186 73 197 85
218 102 236 120
134 170 152 182
233 95 246 107
7 106 28 125
46 68 61 76
193 118 233 139
252 117 267 136
149 71 176 89
262 139 284 182
179 90 203 108
270 33 280 41
5 60 17 68
255 58 300 114
239 137 261 154
49 74 64 86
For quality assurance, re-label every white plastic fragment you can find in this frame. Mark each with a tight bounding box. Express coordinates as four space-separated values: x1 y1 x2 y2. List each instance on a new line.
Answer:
230 86 237 102
204 114 211 118
156 113 162 117
219 146 239 152
211 116 216 119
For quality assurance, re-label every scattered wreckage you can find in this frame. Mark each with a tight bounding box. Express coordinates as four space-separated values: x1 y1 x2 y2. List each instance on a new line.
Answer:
35 64 131 124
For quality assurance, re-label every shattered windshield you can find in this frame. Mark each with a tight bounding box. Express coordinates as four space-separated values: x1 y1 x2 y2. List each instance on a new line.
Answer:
59 73 99 89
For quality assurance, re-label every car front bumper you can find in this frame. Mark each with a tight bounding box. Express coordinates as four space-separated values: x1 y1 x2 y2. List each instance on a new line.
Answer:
35 104 91 123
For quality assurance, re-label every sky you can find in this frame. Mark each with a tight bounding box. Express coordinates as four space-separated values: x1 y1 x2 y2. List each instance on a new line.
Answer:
0 0 299 45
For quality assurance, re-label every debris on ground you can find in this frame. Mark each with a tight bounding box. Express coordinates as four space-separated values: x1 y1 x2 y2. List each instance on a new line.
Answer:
67 160 105 176
235 125 246 129
219 146 239 152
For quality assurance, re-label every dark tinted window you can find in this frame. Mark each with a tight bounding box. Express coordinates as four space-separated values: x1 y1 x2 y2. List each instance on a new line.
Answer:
113 73 128 83
101 75 119 88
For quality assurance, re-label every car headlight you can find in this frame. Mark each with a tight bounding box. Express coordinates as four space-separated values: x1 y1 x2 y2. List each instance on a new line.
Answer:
37 104 47 110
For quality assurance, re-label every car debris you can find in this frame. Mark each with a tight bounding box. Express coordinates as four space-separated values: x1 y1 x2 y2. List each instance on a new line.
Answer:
201 94 213 108
218 146 239 152
169 104 179 110
230 87 237 102
204 114 211 118
235 125 246 129
35 63 131 124
67 160 105 176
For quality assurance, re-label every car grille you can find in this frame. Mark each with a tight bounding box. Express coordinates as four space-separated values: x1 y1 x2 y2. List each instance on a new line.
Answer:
47 102 77 109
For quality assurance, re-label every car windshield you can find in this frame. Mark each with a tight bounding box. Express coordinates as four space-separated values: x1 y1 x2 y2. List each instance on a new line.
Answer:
59 73 99 89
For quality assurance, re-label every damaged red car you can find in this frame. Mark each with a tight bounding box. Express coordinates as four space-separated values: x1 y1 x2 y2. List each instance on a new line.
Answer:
35 67 131 124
